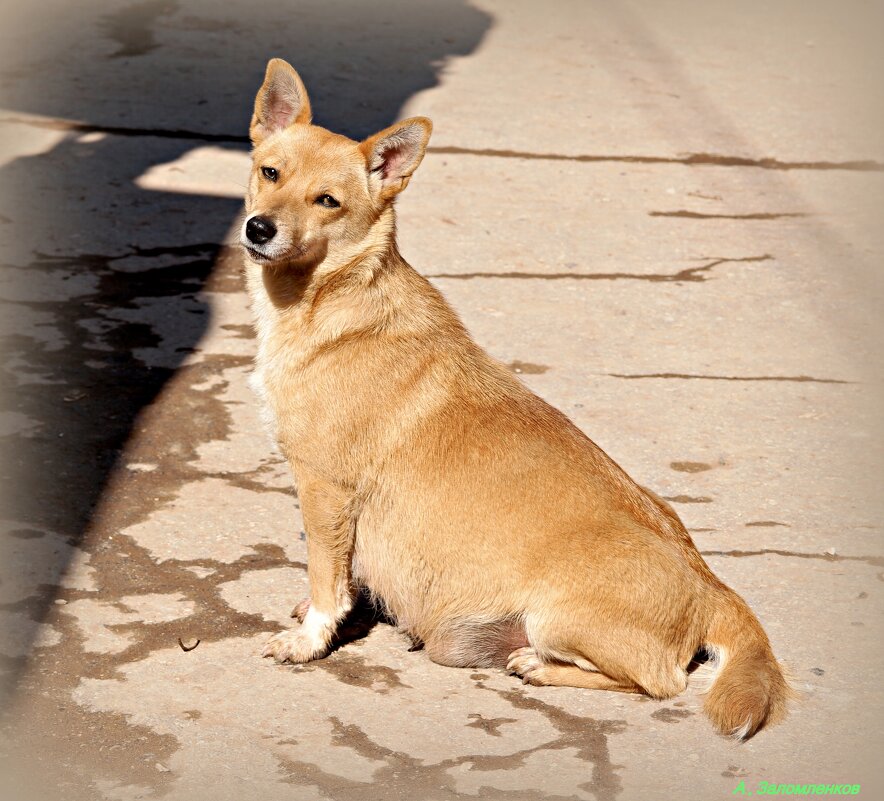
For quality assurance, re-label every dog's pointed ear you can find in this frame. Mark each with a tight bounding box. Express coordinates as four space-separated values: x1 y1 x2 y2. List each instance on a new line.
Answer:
360 117 432 201
250 58 312 146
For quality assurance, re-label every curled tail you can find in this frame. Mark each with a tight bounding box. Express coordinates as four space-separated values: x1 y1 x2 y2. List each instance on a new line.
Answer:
701 590 793 740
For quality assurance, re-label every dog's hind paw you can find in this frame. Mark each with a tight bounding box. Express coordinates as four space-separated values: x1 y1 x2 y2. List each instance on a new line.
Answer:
506 648 553 687
506 646 548 685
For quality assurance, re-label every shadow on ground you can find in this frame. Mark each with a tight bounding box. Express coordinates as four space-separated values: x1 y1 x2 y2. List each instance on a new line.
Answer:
0 0 492 696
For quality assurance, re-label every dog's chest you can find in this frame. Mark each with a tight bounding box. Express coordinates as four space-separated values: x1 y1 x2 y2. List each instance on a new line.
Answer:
247 285 316 432
247 365 281 439
249 332 361 484
251 344 319 443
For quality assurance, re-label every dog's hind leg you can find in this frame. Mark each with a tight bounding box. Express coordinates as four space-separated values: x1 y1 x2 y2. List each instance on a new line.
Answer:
507 647 643 692
511 615 691 700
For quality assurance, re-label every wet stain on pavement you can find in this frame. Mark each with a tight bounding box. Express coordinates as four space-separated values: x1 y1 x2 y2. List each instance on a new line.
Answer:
0 240 310 793
100 0 180 59
315 651 408 694
670 461 713 473
2 242 225 620
220 323 256 339
663 495 713 504
482 683 626 801
7 528 46 539
507 360 550 375
651 708 694 723
466 713 518 737
278 713 599 801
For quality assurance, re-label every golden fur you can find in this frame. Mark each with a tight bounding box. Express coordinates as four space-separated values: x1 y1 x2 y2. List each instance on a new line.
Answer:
241 58 791 739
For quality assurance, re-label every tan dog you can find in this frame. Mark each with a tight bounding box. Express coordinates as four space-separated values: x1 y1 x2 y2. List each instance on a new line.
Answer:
241 58 791 739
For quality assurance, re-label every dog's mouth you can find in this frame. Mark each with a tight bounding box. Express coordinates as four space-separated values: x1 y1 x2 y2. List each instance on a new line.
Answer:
242 242 309 264
244 245 272 262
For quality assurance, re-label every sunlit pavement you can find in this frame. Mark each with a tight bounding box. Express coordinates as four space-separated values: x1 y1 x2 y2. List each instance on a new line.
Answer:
0 2 882 799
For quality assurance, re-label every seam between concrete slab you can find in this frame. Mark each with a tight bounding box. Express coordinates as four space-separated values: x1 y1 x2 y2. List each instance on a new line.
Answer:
430 145 884 172
2 116 882 172
648 211 810 220
427 254 773 282
701 549 884 567
0 115 249 144
609 373 853 385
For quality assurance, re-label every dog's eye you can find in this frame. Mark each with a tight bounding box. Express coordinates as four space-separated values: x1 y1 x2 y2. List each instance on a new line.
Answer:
316 194 340 208
261 166 278 182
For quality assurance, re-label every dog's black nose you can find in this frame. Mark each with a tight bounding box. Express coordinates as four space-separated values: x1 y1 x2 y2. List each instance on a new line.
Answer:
246 216 277 244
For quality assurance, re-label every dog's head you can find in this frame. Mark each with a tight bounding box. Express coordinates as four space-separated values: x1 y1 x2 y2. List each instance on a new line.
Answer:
241 58 432 267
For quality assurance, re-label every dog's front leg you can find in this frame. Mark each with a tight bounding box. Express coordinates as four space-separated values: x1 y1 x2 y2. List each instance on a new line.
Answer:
262 476 356 664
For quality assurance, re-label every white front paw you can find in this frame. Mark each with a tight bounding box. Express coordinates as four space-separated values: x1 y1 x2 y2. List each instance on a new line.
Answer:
263 608 334 664
262 630 326 664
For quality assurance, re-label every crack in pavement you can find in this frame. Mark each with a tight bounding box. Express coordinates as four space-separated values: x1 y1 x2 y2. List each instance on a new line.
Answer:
609 372 852 384
701 549 884 568
429 146 884 173
648 210 809 220
428 254 773 282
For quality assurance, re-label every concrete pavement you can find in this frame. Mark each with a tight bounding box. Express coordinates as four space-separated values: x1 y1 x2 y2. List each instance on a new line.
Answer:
1 1 882 799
